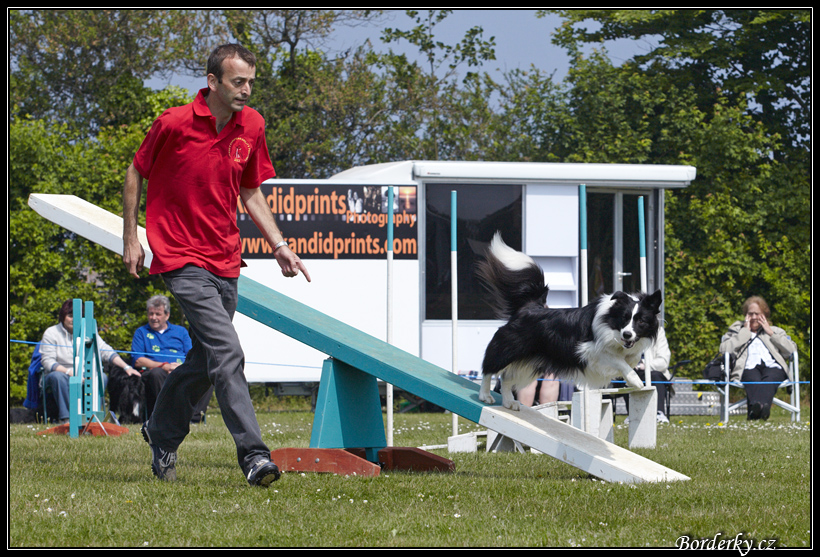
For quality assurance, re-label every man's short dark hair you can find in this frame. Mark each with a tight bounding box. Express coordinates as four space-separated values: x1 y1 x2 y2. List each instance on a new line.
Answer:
207 44 257 80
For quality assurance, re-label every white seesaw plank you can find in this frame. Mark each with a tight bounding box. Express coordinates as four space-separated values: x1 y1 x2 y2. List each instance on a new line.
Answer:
28 193 153 267
479 404 689 484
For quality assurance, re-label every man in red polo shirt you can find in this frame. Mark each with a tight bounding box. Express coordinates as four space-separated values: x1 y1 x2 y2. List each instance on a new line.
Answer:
122 44 310 487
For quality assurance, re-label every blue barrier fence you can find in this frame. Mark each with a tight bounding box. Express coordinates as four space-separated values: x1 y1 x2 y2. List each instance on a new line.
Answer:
10 338 808 385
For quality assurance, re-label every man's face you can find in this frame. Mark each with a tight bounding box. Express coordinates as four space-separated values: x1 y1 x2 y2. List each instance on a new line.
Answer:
208 55 256 114
147 306 169 332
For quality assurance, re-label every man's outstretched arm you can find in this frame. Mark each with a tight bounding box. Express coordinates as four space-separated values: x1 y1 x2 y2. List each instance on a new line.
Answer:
122 163 146 278
239 185 311 282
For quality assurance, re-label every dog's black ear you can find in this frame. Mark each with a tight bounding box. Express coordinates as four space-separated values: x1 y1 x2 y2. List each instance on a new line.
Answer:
611 291 630 303
643 290 663 312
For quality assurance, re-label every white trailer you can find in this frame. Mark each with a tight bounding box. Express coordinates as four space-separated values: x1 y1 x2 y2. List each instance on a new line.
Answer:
234 160 696 386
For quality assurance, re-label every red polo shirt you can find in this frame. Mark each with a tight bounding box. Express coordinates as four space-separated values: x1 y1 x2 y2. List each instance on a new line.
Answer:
133 88 276 277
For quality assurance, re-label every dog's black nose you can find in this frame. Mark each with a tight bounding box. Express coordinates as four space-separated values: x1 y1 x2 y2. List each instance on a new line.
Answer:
623 331 633 339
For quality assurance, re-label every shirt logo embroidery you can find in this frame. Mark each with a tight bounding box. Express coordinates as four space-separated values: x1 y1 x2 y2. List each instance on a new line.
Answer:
229 137 252 163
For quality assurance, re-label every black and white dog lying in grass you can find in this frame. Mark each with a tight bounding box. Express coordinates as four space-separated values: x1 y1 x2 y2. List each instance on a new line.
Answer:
108 363 145 424
477 233 662 411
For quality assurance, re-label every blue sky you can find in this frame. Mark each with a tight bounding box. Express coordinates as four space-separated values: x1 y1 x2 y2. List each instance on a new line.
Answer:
328 9 572 79
149 10 653 94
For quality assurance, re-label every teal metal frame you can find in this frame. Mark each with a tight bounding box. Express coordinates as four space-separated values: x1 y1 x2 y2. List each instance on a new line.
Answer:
68 299 107 438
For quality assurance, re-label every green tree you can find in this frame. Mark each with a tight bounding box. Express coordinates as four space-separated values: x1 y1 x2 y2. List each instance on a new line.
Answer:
255 48 399 178
185 9 500 176
219 9 381 77
487 67 570 163
547 9 811 154
8 87 193 401
380 9 497 160
170 9 397 177
9 9 198 133
541 10 810 375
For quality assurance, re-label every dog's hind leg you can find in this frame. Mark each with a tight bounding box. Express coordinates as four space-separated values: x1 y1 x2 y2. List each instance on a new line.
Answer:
498 363 529 411
500 378 520 411
479 373 496 405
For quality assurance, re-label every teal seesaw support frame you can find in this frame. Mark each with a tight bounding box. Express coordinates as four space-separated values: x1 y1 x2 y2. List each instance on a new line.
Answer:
238 276 462 475
310 358 386 463
39 299 128 438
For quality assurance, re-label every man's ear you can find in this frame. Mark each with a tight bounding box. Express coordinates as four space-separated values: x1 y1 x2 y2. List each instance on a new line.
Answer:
206 73 218 92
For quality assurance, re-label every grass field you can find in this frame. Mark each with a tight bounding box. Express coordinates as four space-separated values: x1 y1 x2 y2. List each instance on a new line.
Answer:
8 402 811 548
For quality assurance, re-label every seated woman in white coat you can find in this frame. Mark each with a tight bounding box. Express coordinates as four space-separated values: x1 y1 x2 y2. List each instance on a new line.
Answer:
635 326 672 423
720 296 796 420
39 299 136 423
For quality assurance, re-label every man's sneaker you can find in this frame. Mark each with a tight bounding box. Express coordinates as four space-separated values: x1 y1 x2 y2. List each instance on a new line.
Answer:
656 410 670 424
141 422 177 481
246 459 280 487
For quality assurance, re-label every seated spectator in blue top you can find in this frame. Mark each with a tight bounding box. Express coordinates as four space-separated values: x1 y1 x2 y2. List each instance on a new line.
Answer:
131 295 194 419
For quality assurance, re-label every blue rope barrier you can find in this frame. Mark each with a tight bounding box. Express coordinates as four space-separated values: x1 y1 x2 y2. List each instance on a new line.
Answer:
10 338 805 381
9 338 323 370
456 369 808 385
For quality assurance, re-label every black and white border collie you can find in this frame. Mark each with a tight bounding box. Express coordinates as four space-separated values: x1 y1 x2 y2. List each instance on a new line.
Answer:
477 233 662 410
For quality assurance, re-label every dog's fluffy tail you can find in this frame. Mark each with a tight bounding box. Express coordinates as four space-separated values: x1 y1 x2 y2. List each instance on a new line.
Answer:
476 232 549 319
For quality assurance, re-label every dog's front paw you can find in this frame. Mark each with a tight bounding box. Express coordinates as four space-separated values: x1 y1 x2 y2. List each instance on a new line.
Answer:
624 370 645 389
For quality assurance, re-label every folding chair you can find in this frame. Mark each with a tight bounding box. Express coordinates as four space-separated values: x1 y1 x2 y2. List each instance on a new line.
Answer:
663 359 692 417
720 351 801 423
23 343 47 423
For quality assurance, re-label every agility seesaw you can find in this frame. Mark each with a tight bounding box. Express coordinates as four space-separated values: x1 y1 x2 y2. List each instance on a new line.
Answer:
28 193 689 483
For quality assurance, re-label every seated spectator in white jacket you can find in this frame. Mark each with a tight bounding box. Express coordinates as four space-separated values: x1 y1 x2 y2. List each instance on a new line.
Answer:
40 299 136 423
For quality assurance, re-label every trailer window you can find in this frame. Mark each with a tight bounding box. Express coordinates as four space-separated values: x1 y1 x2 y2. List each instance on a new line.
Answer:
425 183 522 320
